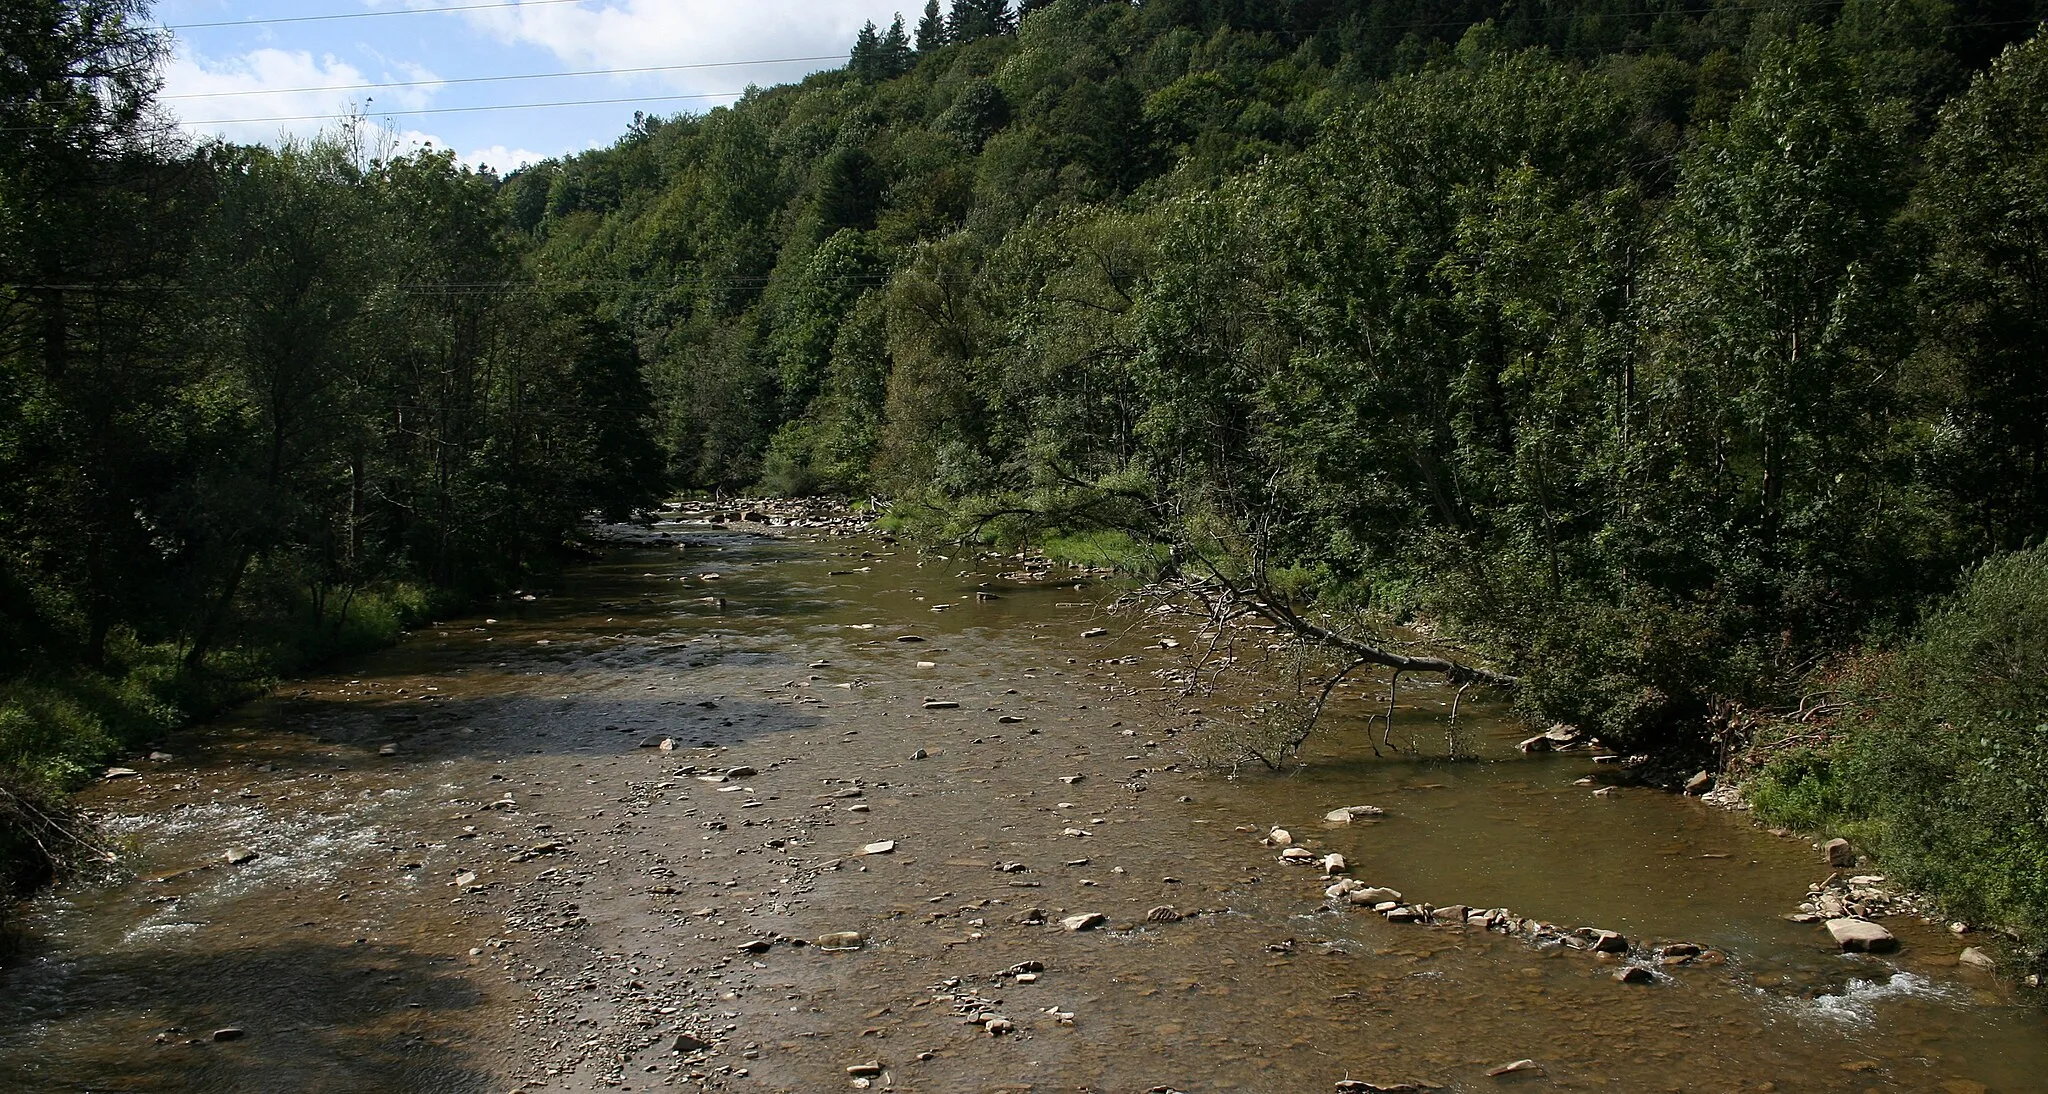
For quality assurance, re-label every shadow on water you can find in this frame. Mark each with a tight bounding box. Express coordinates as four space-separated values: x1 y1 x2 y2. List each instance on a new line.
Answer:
0 936 497 1093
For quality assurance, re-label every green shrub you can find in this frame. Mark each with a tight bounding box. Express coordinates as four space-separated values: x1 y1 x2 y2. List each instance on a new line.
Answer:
1752 545 2048 951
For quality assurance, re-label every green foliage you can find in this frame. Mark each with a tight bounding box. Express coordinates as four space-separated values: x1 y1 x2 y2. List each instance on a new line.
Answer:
1751 546 2048 950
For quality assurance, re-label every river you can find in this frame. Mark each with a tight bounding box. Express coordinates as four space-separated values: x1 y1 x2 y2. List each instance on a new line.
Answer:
2 510 2040 1092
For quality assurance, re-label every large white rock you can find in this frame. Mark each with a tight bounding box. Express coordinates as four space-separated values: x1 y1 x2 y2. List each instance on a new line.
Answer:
1825 917 1898 953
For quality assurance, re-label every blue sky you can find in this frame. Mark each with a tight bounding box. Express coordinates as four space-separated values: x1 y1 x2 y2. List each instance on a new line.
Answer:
154 0 909 173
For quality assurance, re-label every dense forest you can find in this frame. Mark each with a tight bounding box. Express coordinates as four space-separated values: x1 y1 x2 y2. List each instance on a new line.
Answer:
6 0 2048 951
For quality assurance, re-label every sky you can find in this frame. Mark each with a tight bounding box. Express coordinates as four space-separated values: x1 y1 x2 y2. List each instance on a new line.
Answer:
152 0 911 174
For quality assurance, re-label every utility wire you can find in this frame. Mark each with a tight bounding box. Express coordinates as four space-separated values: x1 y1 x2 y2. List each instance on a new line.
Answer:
180 91 747 127
162 0 589 32
161 56 841 100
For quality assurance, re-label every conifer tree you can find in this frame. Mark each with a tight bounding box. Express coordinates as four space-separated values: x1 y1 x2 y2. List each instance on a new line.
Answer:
916 0 946 51
848 20 882 82
881 14 913 76
947 0 1012 44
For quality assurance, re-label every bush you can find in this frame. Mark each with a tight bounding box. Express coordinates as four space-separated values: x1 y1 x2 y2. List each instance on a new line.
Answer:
1750 545 2048 953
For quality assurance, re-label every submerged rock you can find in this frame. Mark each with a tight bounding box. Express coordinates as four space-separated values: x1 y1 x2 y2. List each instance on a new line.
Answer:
1323 805 1386 824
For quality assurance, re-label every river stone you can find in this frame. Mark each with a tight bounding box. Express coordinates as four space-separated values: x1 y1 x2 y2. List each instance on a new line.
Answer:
862 840 897 855
1009 908 1046 926
671 1033 713 1054
1824 838 1857 867
1321 853 1348 874
1268 827 1293 847
1324 805 1386 824
726 766 757 778
846 1062 883 1077
1061 912 1106 932
224 847 258 866
1082 628 1109 638
1326 879 1363 899
1486 1059 1541 1077
909 748 927 760
1384 906 1421 923
103 767 140 779
984 1017 1014 1035
211 1028 246 1042
1825 917 1898 953
1146 905 1183 923
815 932 865 951
1517 734 1556 754
1592 930 1628 953
1683 771 1714 795
1958 946 1996 970
1280 847 1315 862
1432 905 1469 925
1614 966 1655 984
922 700 959 709
1348 887 1402 906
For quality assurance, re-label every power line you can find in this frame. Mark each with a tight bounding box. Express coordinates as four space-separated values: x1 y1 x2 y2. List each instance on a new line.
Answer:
179 91 749 127
162 0 589 32
161 56 841 100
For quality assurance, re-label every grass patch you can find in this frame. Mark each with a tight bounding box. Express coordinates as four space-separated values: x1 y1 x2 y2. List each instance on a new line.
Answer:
1035 529 1171 576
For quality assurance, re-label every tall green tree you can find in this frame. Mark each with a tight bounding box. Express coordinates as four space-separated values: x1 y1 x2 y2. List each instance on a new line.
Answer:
1916 32 2048 551
916 0 947 51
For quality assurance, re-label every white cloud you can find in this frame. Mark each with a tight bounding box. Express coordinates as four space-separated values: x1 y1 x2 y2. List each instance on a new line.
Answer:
458 143 552 173
447 0 896 88
160 46 440 145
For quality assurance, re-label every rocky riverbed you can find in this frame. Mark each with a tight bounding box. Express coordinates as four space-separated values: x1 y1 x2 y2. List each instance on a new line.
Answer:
2 510 2042 1093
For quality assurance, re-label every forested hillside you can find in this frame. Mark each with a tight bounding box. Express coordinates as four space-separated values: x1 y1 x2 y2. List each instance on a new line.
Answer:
518 0 2046 742
7 0 2048 947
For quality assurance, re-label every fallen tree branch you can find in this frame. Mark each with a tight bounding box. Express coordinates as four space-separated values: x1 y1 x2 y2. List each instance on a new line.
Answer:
1180 576 1519 690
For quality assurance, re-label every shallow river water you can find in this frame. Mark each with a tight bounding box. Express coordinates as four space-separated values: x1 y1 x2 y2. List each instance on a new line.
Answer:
2 514 2041 1093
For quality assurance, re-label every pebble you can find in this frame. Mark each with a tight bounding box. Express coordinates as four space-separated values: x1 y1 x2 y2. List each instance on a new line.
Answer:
862 841 897 855
923 700 959 709
816 932 865 951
